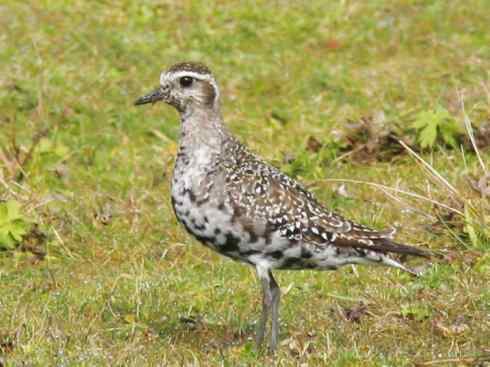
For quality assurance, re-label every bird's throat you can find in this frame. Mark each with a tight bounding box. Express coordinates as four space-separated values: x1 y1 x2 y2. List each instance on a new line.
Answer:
179 108 228 153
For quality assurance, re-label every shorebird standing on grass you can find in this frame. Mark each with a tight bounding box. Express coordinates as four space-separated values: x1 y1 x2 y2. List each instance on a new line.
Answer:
134 62 429 351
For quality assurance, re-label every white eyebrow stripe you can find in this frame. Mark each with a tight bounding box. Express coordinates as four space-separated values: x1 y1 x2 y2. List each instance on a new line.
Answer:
161 70 220 101
162 71 214 84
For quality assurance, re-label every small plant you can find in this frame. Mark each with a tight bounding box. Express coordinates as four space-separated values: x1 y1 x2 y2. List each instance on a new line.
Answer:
463 203 490 251
412 105 462 149
400 303 432 321
0 200 31 250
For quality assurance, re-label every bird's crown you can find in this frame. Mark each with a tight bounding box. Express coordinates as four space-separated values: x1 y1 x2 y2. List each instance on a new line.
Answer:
166 62 212 76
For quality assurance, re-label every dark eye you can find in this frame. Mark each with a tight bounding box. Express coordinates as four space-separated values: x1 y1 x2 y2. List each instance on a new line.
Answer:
179 76 194 88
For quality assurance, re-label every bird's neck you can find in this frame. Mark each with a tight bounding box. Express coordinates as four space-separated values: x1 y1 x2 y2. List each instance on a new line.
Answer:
178 105 229 158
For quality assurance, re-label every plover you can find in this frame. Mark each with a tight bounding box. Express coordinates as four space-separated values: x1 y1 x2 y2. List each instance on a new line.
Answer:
135 62 429 351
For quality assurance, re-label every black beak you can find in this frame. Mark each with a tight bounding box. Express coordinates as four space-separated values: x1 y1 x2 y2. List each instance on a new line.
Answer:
134 87 166 106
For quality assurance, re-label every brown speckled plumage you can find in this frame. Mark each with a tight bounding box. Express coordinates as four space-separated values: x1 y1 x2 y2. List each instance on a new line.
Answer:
135 62 430 351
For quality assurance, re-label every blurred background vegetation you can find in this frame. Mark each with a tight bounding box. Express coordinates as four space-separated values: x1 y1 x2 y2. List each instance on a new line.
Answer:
0 1 489 365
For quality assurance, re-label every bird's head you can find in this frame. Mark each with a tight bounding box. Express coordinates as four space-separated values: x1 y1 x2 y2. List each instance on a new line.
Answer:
135 62 220 114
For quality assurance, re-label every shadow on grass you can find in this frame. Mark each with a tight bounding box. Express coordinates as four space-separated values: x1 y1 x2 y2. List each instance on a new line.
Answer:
151 315 257 351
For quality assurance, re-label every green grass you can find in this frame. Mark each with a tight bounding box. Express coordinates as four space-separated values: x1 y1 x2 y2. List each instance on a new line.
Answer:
1 1 489 365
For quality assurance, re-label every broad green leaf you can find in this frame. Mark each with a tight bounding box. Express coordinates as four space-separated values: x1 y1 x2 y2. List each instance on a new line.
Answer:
418 122 438 148
440 125 458 148
6 200 22 220
0 231 15 249
412 106 460 149
0 200 31 249
10 221 29 241
411 111 435 129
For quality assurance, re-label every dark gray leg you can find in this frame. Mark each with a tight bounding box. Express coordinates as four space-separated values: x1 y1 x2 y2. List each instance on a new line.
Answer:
269 272 281 351
255 266 281 351
256 280 269 348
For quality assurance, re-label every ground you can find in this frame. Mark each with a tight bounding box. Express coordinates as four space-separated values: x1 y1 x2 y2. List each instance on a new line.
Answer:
0 1 489 366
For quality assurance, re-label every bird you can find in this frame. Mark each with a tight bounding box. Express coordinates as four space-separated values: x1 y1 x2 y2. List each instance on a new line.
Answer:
134 62 430 351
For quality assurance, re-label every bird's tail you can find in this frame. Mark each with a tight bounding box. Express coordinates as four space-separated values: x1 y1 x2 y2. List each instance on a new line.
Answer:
372 239 431 276
334 234 431 259
370 239 431 258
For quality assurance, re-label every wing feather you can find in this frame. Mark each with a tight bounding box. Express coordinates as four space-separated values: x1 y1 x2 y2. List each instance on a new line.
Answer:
221 140 429 258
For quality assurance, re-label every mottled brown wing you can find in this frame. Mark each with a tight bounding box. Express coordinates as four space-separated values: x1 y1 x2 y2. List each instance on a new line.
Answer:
223 152 429 258
224 156 348 229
